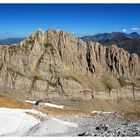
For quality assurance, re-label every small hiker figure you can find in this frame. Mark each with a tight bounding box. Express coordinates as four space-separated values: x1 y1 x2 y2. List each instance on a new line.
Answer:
35 100 44 106
35 100 45 110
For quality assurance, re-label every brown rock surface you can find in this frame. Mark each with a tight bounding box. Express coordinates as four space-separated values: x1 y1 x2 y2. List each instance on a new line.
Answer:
0 29 140 100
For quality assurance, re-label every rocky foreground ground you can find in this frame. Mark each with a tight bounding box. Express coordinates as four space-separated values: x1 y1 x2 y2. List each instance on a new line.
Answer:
0 94 139 137
26 111 140 137
60 112 140 137
0 107 140 136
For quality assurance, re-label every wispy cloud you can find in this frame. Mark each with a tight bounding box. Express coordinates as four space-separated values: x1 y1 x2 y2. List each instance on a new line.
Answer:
122 29 127 33
131 27 140 31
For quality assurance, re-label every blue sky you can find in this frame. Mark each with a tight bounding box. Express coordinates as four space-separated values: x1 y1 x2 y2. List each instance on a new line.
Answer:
0 4 140 39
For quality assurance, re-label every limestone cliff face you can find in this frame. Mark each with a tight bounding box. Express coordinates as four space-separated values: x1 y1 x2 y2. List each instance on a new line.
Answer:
0 29 140 100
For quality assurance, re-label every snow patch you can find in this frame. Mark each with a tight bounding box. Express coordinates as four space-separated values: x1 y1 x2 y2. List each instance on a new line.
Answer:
51 117 78 128
0 108 42 136
25 100 36 104
91 111 115 114
44 103 64 109
0 108 78 136
26 117 78 136
91 111 102 114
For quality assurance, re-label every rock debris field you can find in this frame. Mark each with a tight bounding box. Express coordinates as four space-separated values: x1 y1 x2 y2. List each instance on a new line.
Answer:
0 108 139 136
60 112 140 137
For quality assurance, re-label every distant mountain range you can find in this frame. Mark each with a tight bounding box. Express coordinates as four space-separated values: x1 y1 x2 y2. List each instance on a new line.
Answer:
0 37 25 45
81 32 140 56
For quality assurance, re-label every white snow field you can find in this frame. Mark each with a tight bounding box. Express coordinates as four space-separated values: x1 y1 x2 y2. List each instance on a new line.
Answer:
0 108 78 136
91 111 115 114
44 103 64 109
0 108 41 136
25 100 64 109
26 117 78 136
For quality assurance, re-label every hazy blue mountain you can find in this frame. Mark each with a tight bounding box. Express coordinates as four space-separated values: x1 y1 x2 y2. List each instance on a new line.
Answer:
81 32 140 56
0 37 25 45
128 32 140 38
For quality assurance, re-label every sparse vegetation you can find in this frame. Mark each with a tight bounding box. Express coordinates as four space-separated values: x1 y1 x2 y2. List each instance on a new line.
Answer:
137 78 140 81
9 44 21 54
44 42 55 55
48 68 53 74
101 73 120 94
46 79 57 87
10 44 20 49
44 42 53 48
34 75 43 81
7 67 25 77
20 36 34 52
28 36 35 44
118 77 136 87
16 71 25 77
117 77 128 87
65 75 82 84
23 44 30 51
105 83 113 95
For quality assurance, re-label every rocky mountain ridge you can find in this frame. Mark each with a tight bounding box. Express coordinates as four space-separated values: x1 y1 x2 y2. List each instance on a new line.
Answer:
0 29 140 100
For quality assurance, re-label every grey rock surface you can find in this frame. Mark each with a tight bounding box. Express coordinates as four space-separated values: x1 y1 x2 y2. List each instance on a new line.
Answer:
59 112 140 137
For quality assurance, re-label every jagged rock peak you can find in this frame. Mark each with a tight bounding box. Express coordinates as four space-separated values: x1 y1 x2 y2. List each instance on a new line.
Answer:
20 29 78 46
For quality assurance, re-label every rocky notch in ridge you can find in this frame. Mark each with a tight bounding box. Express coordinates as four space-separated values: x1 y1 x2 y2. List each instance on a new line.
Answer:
0 29 140 100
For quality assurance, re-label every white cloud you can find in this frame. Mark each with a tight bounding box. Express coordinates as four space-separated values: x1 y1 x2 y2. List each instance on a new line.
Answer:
122 29 127 32
131 28 140 31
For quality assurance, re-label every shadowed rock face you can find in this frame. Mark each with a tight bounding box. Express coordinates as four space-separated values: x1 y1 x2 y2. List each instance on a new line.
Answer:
0 29 140 100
